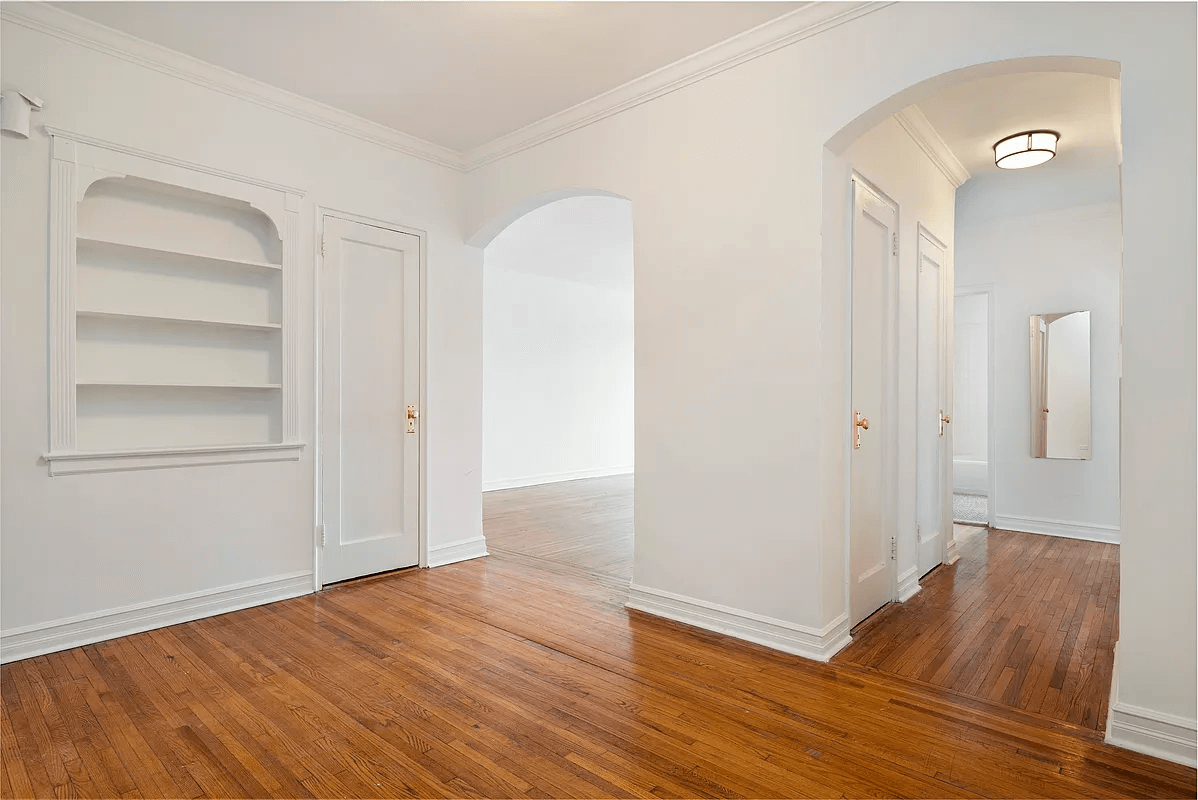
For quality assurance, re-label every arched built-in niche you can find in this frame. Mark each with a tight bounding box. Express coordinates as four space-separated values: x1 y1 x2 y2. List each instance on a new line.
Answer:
44 129 305 475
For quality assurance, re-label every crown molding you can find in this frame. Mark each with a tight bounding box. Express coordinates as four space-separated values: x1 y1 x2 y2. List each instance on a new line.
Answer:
4 1 892 174
466 2 892 170
894 105 971 188
0 3 468 171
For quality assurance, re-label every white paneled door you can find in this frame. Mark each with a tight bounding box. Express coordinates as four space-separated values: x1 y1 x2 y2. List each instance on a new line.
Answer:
916 228 949 577
320 216 421 584
849 177 898 628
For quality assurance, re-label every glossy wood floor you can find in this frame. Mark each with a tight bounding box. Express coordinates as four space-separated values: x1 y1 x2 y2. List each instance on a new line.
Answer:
837 524 1121 732
484 473 633 584
5 484 1194 798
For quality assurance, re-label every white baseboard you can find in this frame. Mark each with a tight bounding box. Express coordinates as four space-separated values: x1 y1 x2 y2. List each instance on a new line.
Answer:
0 571 313 664
626 583 850 662
482 465 633 492
993 514 1120 544
1104 640 1197 766
1107 701 1197 768
427 535 489 568
944 536 960 565
896 566 921 602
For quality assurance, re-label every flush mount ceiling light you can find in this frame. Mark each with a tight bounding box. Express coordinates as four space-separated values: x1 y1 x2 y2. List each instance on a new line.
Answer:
994 130 1059 169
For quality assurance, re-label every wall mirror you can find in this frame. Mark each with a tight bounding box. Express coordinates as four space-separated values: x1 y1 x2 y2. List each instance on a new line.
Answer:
1030 311 1091 460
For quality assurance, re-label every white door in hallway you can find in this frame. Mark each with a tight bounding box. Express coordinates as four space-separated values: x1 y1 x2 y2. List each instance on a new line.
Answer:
849 177 897 627
916 228 949 577
321 216 421 584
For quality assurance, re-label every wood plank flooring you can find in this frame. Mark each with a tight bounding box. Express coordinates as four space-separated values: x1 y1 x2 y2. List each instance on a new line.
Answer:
836 524 1121 732
484 474 633 583
4 480 1193 798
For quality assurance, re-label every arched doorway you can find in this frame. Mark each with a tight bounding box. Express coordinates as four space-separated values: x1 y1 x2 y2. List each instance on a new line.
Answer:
823 56 1126 734
471 190 636 585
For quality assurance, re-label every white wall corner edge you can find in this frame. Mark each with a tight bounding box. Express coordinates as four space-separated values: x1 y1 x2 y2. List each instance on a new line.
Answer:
0 571 313 664
993 514 1120 544
896 566 921 603
626 583 852 663
1107 704 1198 767
1105 640 1198 768
482 465 633 493
426 536 489 568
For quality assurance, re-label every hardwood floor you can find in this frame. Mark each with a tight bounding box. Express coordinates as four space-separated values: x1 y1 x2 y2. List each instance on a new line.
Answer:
4 487 1193 798
837 524 1121 731
484 474 633 583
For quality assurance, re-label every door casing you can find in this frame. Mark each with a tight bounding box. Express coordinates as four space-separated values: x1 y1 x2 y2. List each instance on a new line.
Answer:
845 171 901 627
916 224 952 575
313 207 429 591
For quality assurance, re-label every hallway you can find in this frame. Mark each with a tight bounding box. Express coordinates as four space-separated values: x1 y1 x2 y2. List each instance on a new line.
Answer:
835 525 1119 731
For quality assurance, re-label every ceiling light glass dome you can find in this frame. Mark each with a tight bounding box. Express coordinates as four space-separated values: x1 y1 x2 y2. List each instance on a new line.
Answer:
994 131 1059 169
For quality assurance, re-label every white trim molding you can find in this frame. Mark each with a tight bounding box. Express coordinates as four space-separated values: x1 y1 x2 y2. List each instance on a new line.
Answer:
1 4 466 171
467 2 890 169
44 442 304 476
1107 702 1198 768
993 514 1120 544
896 566 921 603
0 571 313 664
483 465 633 493
427 536 489 569
894 105 971 188
3 2 892 174
627 584 852 662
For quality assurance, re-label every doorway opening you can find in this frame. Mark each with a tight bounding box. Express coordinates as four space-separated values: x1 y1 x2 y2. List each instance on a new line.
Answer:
477 193 635 585
829 61 1124 733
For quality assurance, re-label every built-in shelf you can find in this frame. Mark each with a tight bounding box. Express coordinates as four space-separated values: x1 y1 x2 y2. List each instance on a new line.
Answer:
76 236 283 273
77 309 281 332
76 381 282 389
48 133 303 474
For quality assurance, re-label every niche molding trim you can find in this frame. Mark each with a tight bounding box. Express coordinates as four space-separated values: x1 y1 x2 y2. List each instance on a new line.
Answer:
43 127 305 475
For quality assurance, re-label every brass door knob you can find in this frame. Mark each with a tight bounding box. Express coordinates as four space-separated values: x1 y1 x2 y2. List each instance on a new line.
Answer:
856 416 870 430
940 413 951 424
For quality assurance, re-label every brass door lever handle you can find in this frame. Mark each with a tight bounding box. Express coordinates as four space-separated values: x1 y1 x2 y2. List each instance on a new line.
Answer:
853 410 869 450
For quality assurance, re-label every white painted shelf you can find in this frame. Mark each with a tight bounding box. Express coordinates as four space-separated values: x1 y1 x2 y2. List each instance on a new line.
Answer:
77 309 281 332
77 381 282 389
76 236 283 273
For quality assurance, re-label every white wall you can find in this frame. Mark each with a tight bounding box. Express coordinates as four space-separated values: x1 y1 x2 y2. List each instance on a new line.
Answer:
483 196 633 490
955 165 1119 536
1 18 482 644
465 2 1196 749
953 291 989 494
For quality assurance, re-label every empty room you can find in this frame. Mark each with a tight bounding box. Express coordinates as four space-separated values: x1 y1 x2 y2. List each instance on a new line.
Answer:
1 2 1195 798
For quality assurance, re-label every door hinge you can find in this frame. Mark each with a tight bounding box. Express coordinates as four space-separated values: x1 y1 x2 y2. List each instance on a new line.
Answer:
892 233 899 257
317 523 326 547
891 537 897 559
917 524 923 543
321 236 328 257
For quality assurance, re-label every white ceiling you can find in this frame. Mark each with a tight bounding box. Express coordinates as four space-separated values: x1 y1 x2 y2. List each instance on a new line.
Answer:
916 71 1119 177
57 1 800 153
484 195 633 293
